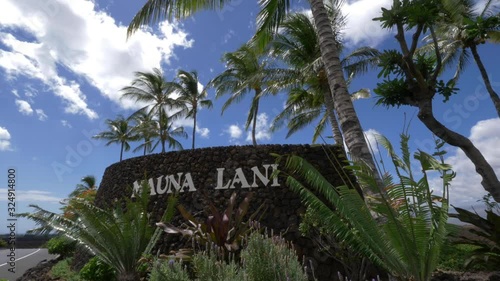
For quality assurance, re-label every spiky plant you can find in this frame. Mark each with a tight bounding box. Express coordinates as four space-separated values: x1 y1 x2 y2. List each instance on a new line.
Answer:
276 133 454 281
18 185 177 281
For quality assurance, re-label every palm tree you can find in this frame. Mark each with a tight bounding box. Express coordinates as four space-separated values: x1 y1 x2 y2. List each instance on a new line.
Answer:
270 12 378 145
121 68 185 153
170 70 213 149
127 0 380 190
423 0 500 117
151 111 188 152
69 175 97 198
93 115 137 161
130 110 158 155
210 44 280 146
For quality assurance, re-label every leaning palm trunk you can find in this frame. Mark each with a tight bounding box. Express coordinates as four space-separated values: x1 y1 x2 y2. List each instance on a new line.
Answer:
309 0 380 193
470 45 500 118
321 81 344 147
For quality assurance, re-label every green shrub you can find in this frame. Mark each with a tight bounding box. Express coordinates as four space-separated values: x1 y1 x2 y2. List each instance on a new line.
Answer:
79 256 116 281
149 259 191 281
438 242 495 271
50 258 82 281
45 236 77 258
192 250 242 281
0 238 8 248
241 232 309 281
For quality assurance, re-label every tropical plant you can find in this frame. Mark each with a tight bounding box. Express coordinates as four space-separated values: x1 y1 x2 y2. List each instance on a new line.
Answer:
299 207 372 281
209 44 281 146
373 0 500 202
93 115 138 161
80 256 116 281
275 133 453 281
69 175 97 198
269 10 378 145
171 70 213 149
157 192 263 259
121 68 185 153
127 1 379 182
421 0 500 117
18 185 178 281
449 194 500 269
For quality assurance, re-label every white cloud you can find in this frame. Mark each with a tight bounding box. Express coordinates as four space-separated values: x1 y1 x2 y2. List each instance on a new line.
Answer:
0 127 12 151
246 113 272 142
0 0 194 119
61 120 72 128
15 99 34 115
196 126 210 138
364 129 381 154
226 125 243 140
441 118 500 210
340 0 393 47
36 109 48 121
297 0 392 47
0 189 62 203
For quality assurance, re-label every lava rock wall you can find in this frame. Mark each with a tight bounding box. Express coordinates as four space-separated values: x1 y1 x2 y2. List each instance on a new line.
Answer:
95 144 352 280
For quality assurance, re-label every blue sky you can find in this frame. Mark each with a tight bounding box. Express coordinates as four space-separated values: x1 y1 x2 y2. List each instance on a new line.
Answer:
0 0 499 233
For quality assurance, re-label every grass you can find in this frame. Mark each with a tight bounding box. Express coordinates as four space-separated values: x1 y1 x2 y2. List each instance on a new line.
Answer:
49 258 82 281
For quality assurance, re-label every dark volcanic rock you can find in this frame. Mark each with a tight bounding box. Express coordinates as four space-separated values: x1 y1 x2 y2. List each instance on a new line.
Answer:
94 144 354 281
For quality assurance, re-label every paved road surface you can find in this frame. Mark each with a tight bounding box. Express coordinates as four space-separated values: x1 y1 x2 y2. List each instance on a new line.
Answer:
0 248 58 281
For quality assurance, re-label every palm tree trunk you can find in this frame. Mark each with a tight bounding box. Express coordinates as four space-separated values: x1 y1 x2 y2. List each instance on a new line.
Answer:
192 108 197 149
470 45 500 118
309 0 380 191
417 99 500 202
252 92 259 147
120 142 124 161
321 81 344 147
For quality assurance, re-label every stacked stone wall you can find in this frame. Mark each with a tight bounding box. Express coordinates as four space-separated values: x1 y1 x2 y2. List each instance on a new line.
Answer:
95 144 352 280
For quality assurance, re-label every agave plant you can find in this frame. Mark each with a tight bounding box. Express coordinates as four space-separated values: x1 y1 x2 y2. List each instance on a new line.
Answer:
450 195 500 269
18 185 177 281
157 192 263 259
276 133 454 281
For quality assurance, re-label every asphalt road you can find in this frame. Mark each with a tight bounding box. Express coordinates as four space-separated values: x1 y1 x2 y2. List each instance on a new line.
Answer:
0 248 58 281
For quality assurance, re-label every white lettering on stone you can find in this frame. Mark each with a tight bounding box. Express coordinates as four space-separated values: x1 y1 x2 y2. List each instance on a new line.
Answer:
214 164 280 190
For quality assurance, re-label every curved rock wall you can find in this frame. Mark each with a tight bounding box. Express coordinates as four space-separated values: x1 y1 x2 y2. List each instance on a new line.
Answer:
95 144 353 280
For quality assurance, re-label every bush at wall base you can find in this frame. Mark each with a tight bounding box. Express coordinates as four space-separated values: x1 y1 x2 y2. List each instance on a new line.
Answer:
79 256 116 281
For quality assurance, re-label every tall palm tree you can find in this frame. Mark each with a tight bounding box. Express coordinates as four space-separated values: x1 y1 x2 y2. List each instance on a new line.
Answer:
423 0 500 117
151 111 188 152
69 175 97 198
270 12 378 145
210 44 280 146
127 0 380 191
93 115 137 161
121 68 185 153
130 110 158 155
170 70 213 149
